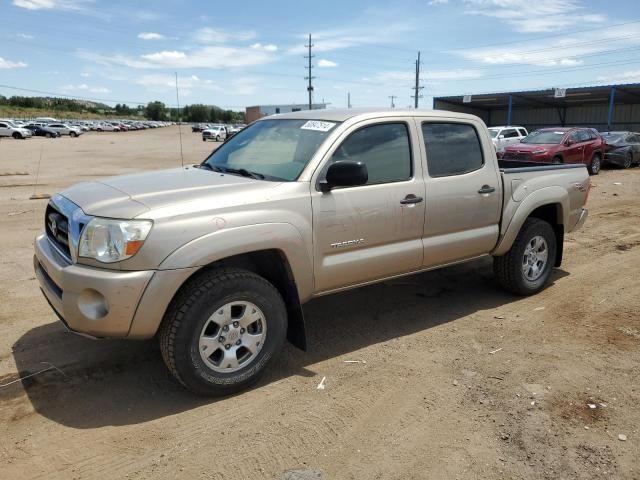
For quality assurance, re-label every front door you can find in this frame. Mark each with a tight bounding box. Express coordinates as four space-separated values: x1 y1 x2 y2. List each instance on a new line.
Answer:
564 131 585 164
311 119 426 293
418 120 502 266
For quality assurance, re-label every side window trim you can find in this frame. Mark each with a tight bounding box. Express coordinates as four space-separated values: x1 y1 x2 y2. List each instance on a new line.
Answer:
421 121 486 178
317 120 415 190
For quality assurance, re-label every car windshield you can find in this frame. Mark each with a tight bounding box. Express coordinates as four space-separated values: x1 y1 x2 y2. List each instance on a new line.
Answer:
521 130 565 144
488 128 500 138
602 133 624 143
202 118 338 181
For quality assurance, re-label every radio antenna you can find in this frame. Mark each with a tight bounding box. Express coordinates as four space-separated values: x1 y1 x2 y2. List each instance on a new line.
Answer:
175 72 185 167
29 142 50 200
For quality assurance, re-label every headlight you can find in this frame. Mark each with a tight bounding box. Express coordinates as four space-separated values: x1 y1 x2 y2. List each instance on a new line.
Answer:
79 218 152 263
532 149 547 155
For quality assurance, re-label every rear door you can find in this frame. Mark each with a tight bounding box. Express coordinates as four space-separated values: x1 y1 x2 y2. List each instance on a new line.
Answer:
418 120 502 266
311 118 426 292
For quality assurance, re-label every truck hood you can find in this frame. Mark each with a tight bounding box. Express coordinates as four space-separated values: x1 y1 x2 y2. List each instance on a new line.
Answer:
504 143 559 152
62 167 281 218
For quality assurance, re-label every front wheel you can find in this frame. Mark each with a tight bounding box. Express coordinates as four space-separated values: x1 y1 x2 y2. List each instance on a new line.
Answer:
12 132 21 139
159 268 287 396
70 131 78 138
588 154 601 175
623 152 632 169
493 218 557 296
215 135 221 142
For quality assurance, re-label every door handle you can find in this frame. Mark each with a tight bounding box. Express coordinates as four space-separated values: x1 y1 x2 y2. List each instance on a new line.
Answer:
478 185 496 194
400 194 424 205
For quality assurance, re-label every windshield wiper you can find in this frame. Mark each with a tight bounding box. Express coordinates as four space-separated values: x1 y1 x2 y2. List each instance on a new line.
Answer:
196 163 223 173
221 167 265 180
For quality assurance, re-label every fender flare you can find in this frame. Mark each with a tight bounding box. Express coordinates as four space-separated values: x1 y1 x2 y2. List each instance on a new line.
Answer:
492 186 569 256
158 222 314 301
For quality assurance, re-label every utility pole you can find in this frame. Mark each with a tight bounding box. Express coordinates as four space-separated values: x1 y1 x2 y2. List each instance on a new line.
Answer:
347 91 351 108
388 95 397 108
304 34 315 110
411 51 424 109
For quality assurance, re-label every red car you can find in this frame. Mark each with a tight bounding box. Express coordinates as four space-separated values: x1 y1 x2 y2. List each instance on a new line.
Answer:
502 127 604 175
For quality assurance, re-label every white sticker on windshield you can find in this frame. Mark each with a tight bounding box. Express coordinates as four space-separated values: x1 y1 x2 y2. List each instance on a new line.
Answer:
554 131 565 134
301 120 336 132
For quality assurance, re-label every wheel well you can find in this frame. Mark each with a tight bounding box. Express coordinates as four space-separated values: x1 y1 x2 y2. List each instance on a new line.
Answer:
186 250 307 350
552 154 563 163
528 204 564 267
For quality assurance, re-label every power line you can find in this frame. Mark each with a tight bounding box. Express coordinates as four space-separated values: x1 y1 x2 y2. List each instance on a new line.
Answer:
304 33 315 110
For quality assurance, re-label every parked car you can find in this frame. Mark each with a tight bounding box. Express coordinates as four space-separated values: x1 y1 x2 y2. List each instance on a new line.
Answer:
96 123 117 132
202 125 227 142
192 123 205 133
0 120 32 139
46 123 83 137
601 131 640 168
34 109 591 396
488 126 528 153
502 127 604 175
24 124 60 138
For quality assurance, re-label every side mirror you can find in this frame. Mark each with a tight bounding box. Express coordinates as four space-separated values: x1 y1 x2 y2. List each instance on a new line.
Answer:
565 139 574 146
320 161 368 192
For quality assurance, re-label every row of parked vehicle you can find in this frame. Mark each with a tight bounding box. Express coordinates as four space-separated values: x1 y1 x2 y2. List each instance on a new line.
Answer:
0 117 171 140
490 125 640 175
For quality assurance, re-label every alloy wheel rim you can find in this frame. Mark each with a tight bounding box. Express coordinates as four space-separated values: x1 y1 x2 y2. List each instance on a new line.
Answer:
198 301 267 373
522 235 549 281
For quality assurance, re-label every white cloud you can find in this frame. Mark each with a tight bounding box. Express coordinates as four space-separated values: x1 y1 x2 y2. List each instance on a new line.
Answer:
0 57 27 69
429 0 449 4
17 33 34 39
138 32 165 40
287 22 415 55
462 0 605 33
250 43 278 52
135 73 259 96
597 70 640 85
80 44 276 69
195 27 256 44
80 71 90 77
62 83 110 94
457 23 640 67
318 59 338 68
13 0 91 11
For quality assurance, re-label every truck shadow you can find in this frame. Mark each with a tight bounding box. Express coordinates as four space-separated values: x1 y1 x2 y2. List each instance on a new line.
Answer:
7 257 569 429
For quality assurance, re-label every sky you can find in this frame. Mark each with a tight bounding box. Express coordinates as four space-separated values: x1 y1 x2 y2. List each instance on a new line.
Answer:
1 0 639 111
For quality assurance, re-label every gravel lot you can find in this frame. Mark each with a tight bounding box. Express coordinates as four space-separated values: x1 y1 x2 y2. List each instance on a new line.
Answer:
0 126 638 479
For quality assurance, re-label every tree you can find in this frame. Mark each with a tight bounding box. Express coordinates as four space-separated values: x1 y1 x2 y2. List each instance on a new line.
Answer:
145 101 167 120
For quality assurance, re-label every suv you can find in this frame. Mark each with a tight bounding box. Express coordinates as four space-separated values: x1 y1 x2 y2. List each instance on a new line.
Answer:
502 127 605 175
202 125 227 142
488 126 528 153
0 120 33 139
47 123 83 137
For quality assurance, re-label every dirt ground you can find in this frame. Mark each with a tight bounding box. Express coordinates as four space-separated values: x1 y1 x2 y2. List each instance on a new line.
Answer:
0 127 638 480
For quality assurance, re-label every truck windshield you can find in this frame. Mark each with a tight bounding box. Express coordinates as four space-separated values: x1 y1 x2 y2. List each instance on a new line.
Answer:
202 119 338 181
521 131 565 144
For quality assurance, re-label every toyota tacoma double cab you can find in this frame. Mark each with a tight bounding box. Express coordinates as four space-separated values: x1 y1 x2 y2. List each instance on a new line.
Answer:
34 109 590 395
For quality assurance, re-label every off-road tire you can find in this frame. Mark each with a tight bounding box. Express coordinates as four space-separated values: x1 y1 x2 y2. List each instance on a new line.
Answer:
159 268 287 396
493 218 557 296
588 153 601 175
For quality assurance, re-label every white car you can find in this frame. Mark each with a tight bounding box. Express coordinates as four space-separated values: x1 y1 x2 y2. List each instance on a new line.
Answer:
202 125 228 142
488 126 528 153
0 120 33 139
46 123 83 137
95 123 117 132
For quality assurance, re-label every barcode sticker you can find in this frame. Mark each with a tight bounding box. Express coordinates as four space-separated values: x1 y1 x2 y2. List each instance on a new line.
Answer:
301 120 336 132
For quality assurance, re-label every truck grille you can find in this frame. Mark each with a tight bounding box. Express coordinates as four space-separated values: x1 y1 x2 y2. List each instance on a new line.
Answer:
502 151 531 161
45 203 71 259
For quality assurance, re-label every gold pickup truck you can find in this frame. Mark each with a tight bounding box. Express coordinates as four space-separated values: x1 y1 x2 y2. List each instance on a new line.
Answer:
34 109 590 395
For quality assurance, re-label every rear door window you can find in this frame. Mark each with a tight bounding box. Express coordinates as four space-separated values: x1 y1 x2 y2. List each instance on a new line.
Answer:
422 123 484 177
503 128 519 138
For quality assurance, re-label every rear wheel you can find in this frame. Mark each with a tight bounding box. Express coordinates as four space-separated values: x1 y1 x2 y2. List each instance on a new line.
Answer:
159 268 287 396
70 131 78 138
588 154 601 175
494 218 557 296
215 135 221 142
552 156 563 164
623 152 633 169
45 132 52 138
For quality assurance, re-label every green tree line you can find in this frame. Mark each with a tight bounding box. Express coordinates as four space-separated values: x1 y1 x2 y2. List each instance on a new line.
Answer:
0 95 244 123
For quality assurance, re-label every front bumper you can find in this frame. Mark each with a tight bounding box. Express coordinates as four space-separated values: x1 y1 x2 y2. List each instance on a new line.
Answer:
34 233 154 337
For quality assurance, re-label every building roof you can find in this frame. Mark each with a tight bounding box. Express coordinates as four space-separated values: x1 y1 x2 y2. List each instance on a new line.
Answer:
434 83 640 110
